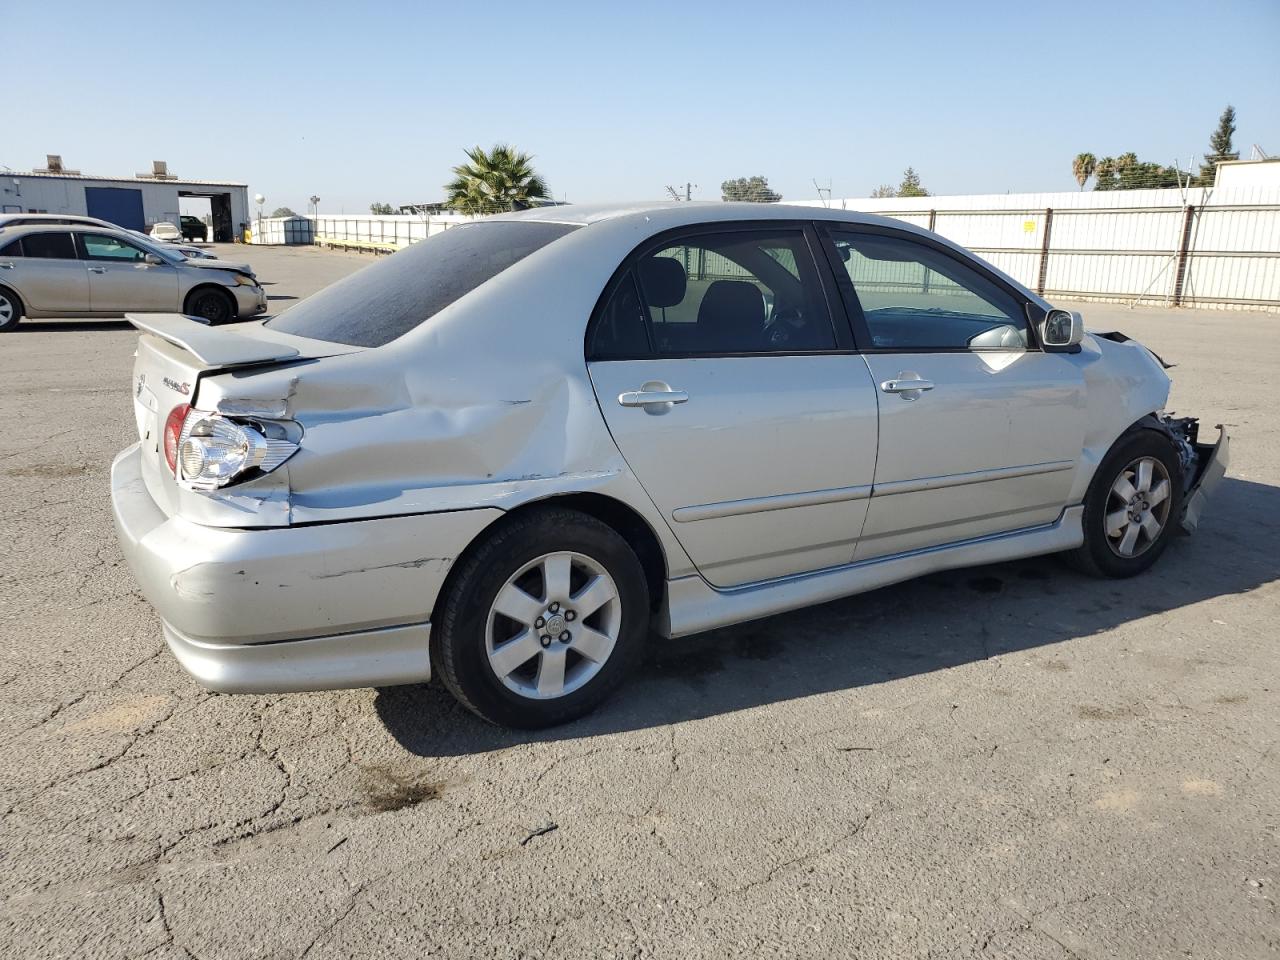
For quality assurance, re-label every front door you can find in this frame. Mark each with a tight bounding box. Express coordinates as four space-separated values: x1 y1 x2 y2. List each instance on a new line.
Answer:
0 231 90 314
587 225 880 587
78 232 178 313
823 227 1087 560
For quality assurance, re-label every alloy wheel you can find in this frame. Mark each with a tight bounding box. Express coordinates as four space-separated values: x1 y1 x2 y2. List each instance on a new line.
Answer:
485 551 622 699
1105 455 1173 558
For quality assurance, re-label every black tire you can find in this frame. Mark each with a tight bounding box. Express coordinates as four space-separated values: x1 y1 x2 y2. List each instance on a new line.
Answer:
1065 428 1185 578
185 287 236 325
432 507 650 728
0 286 23 331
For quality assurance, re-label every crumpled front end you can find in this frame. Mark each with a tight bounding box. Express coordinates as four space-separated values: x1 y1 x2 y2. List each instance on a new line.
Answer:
1158 416 1229 533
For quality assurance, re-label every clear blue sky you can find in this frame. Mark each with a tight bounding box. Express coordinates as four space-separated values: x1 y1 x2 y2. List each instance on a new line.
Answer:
8 0 1278 212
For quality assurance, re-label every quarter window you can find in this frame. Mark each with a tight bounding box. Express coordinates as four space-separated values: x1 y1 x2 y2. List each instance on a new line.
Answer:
19 232 77 259
633 230 835 355
590 273 650 358
830 231 1029 350
81 233 148 261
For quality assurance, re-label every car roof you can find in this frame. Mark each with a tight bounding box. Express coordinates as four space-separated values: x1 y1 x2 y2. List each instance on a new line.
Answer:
0 213 112 226
0 222 130 235
486 200 905 230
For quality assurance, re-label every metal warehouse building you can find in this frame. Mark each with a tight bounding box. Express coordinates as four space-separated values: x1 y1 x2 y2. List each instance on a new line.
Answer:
1 156 250 242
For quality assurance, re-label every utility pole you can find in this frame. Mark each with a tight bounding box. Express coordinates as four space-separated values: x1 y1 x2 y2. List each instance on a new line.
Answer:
665 182 695 201
813 178 832 208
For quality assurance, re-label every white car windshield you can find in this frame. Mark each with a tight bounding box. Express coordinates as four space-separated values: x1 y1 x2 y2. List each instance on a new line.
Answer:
127 231 187 263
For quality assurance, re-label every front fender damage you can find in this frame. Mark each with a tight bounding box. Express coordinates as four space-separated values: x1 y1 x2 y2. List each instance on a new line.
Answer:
1144 414 1230 533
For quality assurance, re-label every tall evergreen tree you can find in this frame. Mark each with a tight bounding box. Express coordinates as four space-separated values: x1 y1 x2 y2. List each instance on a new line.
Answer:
896 167 929 198
1198 105 1239 182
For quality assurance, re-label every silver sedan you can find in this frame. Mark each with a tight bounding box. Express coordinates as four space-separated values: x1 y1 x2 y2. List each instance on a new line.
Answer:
0 224 265 329
109 203 1227 727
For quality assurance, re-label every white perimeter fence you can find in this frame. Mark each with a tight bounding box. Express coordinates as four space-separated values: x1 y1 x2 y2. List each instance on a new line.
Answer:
250 214 472 248
251 187 1279 311
796 186 1280 311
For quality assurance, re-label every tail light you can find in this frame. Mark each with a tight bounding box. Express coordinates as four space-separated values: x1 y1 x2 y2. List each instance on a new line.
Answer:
166 405 301 491
163 403 191 474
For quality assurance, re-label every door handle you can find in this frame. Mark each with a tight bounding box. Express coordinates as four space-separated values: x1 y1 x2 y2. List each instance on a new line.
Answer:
619 389 689 407
87 266 106 274
618 381 688 414
0 262 12 270
880 376 935 398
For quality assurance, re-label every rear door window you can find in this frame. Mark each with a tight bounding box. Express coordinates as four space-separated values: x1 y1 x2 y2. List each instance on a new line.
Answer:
20 232 78 259
266 221 579 347
631 230 836 355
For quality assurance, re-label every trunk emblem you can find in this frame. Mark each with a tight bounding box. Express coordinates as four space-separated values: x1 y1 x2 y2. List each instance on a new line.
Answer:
162 377 191 395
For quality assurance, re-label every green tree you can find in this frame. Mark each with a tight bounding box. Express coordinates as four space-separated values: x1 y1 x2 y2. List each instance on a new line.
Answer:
896 167 929 197
1198 104 1239 183
720 176 782 202
870 184 896 198
369 201 396 215
1092 153 1182 190
1072 152 1096 190
444 144 550 214
269 206 298 217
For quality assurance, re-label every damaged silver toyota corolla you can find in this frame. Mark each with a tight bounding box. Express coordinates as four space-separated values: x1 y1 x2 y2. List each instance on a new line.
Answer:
111 203 1228 727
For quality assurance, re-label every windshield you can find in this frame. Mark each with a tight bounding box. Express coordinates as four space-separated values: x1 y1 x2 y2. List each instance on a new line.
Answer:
265 221 579 347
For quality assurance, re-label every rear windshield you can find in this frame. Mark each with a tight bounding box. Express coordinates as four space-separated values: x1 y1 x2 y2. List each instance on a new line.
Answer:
266 221 579 347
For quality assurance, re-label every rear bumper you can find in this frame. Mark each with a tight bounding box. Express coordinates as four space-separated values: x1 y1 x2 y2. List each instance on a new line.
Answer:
110 443 502 693
162 622 433 693
1181 424 1229 533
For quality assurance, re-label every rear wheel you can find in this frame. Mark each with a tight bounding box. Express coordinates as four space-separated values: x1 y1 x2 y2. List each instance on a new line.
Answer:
1066 429 1184 578
185 287 235 325
432 507 649 728
0 287 23 331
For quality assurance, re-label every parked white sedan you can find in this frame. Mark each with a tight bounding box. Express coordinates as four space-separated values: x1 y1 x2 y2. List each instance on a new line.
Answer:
110 203 1226 727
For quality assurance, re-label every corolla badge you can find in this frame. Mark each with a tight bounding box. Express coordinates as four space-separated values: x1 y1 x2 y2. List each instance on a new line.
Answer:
162 376 190 395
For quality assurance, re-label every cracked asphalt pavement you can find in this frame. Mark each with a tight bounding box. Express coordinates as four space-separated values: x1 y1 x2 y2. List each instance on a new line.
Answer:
2 245 1277 959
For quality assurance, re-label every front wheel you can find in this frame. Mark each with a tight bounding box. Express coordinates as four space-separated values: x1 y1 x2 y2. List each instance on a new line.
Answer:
1066 430 1185 578
185 287 235 325
432 508 650 728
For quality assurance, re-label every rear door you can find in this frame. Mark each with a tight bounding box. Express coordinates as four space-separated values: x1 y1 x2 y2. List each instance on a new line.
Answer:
586 223 880 588
0 231 90 314
821 226 1086 560
78 232 179 313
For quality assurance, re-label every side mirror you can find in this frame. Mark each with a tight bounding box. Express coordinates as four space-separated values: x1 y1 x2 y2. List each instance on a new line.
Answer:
143 253 164 266
1042 309 1083 351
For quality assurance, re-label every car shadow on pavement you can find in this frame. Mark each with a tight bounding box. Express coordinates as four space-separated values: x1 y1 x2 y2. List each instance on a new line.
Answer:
375 476 1279 756
15 319 134 332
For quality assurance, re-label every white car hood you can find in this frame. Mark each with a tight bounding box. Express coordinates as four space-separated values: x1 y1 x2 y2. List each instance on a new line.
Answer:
183 257 254 276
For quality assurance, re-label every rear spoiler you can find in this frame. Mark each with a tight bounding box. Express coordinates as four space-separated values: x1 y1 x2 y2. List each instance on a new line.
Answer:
127 314 300 366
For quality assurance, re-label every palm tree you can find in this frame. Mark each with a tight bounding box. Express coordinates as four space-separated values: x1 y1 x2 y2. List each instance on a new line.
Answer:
444 144 550 214
1072 152 1096 190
